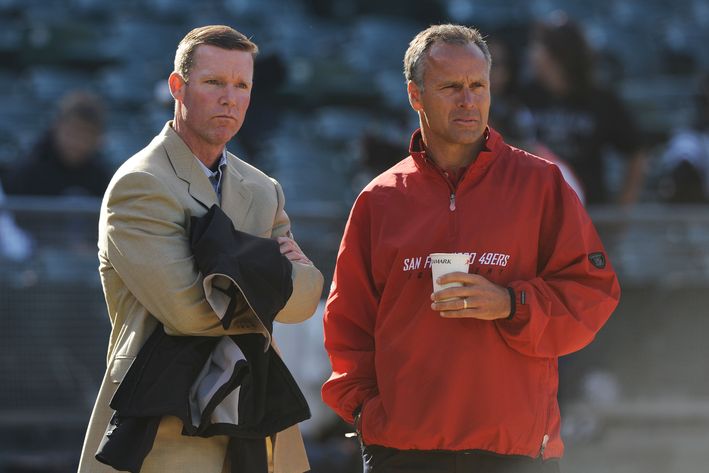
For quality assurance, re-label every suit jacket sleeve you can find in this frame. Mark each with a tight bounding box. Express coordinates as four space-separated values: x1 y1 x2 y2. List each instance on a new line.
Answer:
269 179 324 324
103 170 265 337
494 167 621 358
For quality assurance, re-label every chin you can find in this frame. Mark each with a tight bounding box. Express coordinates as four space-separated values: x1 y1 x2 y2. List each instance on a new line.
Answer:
451 132 483 144
212 128 240 143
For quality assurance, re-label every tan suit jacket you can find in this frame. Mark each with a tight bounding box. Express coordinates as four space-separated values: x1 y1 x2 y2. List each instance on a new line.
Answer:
78 122 324 473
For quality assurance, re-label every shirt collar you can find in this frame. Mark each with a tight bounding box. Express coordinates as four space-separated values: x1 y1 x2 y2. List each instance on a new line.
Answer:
409 127 492 161
195 149 228 178
195 149 228 200
409 127 499 176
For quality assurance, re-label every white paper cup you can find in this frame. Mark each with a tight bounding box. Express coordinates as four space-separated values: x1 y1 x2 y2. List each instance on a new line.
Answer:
430 253 470 295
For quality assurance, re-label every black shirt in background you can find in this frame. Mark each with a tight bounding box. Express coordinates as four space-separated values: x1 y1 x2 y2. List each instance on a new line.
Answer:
521 83 641 204
4 132 111 198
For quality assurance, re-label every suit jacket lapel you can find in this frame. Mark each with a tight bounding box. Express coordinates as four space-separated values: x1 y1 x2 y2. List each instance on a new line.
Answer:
220 154 253 230
159 123 217 210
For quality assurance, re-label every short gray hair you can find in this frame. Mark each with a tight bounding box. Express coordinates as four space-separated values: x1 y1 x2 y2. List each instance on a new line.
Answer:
404 24 491 89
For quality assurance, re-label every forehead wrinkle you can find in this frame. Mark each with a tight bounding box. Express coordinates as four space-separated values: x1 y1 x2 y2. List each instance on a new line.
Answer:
423 45 489 87
426 62 488 86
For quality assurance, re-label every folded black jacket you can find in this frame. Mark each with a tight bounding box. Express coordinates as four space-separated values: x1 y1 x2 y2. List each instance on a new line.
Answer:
95 205 310 473
190 203 294 337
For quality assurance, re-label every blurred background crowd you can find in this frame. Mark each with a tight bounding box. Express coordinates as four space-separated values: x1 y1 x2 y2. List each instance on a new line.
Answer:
1 0 709 472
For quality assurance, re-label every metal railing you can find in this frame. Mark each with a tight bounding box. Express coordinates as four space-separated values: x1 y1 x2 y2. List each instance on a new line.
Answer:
3 196 709 286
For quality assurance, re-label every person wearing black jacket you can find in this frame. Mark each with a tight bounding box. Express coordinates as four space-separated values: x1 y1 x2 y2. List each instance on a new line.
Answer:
4 90 111 198
520 14 646 205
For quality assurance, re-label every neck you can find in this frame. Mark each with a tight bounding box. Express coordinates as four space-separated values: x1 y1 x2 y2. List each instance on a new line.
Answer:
421 132 484 172
172 119 223 169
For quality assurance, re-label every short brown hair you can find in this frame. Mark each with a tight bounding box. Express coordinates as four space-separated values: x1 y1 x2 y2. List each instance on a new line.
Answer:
404 24 491 90
174 25 259 81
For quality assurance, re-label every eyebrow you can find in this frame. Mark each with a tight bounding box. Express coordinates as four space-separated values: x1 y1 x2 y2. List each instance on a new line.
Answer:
437 78 487 87
199 73 252 84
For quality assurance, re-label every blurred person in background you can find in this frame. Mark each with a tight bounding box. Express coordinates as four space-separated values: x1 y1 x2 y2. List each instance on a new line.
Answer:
0 178 32 262
350 129 408 196
487 34 536 146
658 72 709 203
78 25 323 473
322 23 620 473
233 52 289 174
4 90 111 198
521 14 646 206
488 33 585 203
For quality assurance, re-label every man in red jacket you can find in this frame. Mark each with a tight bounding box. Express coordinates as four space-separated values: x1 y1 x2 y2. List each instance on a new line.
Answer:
321 24 620 473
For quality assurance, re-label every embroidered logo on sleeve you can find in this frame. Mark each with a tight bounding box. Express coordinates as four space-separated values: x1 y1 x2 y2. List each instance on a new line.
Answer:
588 252 606 269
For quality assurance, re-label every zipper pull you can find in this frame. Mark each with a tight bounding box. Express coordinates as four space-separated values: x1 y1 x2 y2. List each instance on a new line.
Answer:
539 434 549 457
449 193 456 211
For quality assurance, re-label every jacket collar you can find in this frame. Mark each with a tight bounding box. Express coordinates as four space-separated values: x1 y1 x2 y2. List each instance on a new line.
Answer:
158 122 253 225
220 156 253 229
409 126 502 179
160 122 217 209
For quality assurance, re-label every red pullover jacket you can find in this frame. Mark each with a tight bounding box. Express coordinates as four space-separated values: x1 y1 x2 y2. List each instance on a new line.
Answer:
322 128 620 459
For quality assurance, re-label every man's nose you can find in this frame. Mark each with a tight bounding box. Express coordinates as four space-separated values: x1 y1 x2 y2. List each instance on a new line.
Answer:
459 88 475 108
221 86 239 107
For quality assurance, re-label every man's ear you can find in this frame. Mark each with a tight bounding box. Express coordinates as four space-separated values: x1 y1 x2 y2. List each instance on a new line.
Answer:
168 72 186 101
407 81 423 112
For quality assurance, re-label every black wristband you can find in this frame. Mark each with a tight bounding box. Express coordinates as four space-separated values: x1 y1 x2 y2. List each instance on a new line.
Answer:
506 287 516 320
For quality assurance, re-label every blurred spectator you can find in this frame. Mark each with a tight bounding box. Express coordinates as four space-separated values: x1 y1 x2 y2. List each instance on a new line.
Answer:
349 130 408 195
521 13 646 205
232 52 289 174
4 91 111 198
488 34 535 145
0 179 32 262
488 32 586 203
658 73 709 203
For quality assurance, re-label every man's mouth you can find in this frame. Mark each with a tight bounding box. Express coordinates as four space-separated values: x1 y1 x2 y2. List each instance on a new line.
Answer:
453 117 478 124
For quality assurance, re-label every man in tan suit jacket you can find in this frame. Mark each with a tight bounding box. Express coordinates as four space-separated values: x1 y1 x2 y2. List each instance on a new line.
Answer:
78 25 324 473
